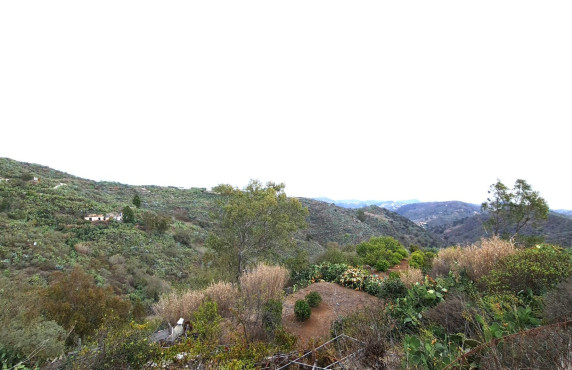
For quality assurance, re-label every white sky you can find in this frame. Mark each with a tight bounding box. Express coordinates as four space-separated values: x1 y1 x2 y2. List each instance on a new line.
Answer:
1 1 571 209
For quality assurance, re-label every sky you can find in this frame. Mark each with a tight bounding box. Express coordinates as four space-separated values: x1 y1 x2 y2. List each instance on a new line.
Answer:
1 1 571 209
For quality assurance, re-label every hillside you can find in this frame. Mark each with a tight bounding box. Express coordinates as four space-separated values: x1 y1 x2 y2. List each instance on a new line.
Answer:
429 212 572 247
299 198 444 248
395 201 481 228
0 158 442 293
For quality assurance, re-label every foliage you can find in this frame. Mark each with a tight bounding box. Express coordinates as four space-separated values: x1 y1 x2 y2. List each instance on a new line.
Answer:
398 267 424 288
482 179 549 240
132 194 141 208
294 299 311 322
480 244 572 294
378 276 407 300
87 321 160 370
408 250 425 269
261 299 283 333
315 242 357 265
543 276 572 323
337 267 369 290
43 266 131 343
122 206 135 223
305 291 322 308
206 180 308 280
141 211 171 234
193 299 222 343
356 236 408 271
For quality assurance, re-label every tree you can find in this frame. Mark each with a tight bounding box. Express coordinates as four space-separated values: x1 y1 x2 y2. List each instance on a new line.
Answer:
206 180 308 281
132 194 141 208
122 206 135 223
481 179 549 241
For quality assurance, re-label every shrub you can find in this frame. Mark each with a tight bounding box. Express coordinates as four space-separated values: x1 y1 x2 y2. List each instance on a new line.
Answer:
364 276 384 296
375 259 390 272
379 277 407 300
305 291 322 308
43 266 131 343
356 236 408 270
193 299 222 343
408 251 425 269
480 245 572 294
423 294 481 337
262 299 283 333
153 289 205 324
543 277 572 323
399 268 424 288
294 299 311 322
338 267 369 290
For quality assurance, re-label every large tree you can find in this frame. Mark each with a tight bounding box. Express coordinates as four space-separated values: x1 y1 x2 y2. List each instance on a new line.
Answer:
206 180 308 281
481 179 549 241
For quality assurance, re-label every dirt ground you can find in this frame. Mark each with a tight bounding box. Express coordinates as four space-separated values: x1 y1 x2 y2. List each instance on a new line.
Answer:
282 282 385 348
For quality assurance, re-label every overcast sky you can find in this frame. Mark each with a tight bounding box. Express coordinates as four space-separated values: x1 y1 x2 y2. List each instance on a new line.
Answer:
1 1 571 209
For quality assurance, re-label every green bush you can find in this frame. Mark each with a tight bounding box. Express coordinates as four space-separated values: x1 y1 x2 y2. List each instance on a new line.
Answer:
305 291 322 308
262 299 283 332
409 251 425 269
375 259 390 272
480 245 572 294
193 299 222 343
379 277 407 300
356 236 408 271
294 299 311 322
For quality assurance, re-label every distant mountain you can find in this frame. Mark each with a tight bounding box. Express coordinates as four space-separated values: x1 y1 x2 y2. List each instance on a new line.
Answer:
395 201 482 229
427 211 572 247
554 209 572 218
299 198 444 248
313 198 419 211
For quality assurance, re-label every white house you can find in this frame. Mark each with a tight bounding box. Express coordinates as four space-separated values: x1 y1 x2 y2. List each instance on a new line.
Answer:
84 214 105 221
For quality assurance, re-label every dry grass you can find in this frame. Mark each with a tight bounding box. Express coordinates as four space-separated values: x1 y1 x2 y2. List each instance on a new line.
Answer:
430 246 463 277
239 263 289 303
204 281 238 317
153 290 206 324
431 237 516 281
399 267 424 287
74 244 92 255
153 263 289 326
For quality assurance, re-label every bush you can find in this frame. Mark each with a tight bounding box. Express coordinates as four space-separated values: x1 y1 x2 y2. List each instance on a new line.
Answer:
379 277 407 300
262 299 283 333
423 294 482 337
543 276 572 323
294 299 311 322
193 299 222 343
338 267 369 290
480 245 572 294
356 236 408 271
409 251 425 269
375 259 390 272
305 291 322 308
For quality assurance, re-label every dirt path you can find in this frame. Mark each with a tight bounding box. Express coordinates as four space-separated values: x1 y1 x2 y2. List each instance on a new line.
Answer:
282 282 384 348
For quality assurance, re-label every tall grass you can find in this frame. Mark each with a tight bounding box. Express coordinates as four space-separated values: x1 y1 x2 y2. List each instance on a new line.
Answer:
431 237 516 281
239 263 289 303
153 263 288 327
399 267 424 287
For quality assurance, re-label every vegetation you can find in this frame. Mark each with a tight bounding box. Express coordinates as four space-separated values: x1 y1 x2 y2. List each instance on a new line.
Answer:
305 291 322 308
1 158 571 368
294 299 311 322
356 236 408 271
206 180 308 280
482 179 549 241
